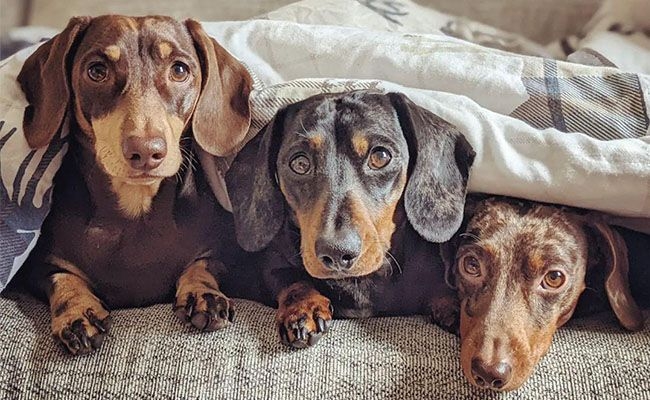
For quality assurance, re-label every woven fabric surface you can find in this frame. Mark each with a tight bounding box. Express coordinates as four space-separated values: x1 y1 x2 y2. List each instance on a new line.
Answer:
1 291 649 400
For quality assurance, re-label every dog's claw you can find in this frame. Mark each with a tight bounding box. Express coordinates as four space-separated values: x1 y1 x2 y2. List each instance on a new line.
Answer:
71 320 91 350
60 327 80 351
85 309 111 334
185 293 196 315
316 317 329 333
279 324 290 345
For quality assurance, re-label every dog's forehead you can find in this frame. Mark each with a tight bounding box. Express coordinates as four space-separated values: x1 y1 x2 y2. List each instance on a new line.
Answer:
78 16 193 57
284 92 401 146
468 201 585 271
470 201 557 234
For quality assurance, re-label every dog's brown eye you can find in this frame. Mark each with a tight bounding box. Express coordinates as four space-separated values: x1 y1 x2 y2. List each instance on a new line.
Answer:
369 147 392 169
170 62 190 82
542 270 566 290
461 255 481 277
88 63 108 82
289 154 311 175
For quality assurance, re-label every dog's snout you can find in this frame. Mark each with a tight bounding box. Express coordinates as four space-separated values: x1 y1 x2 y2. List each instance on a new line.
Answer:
316 229 362 271
471 357 512 390
122 136 167 171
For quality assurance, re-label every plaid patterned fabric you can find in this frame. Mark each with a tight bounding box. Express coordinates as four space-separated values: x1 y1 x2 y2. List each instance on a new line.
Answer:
512 59 649 139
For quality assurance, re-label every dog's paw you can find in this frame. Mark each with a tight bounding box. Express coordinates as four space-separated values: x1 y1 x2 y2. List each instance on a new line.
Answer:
174 289 234 332
276 284 333 349
430 295 460 336
52 305 112 355
174 260 234 331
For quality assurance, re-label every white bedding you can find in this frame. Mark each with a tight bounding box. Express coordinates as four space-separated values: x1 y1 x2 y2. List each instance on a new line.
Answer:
200 0 650 220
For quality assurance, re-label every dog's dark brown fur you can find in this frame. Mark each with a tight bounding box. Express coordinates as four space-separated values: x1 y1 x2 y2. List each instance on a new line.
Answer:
17 15 252 354
225 91 475 348
445 196 646 391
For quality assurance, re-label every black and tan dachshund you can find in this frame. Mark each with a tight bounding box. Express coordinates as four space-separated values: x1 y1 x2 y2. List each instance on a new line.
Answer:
225 90 475 348
17 15 252 354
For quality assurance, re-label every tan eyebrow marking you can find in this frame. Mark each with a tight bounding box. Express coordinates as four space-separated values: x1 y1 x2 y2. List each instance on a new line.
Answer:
309 134 324 149
528 251 546 273
351 132 369 157
104 45 121 62
158 42 173 59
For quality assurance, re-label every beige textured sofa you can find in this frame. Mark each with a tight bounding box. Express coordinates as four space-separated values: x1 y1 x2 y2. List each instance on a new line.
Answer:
2 290 649 399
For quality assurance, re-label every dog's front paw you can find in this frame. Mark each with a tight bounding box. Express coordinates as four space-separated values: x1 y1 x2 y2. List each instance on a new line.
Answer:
276 283 333 349
174 289 234 332
52 304 112 355
174 260 234 331
430 295 460 335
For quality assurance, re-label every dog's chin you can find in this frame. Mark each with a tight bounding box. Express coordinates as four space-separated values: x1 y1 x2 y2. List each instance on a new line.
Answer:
96 151 183 185
104 163 179 186
303 259 385 280
119 174 166 186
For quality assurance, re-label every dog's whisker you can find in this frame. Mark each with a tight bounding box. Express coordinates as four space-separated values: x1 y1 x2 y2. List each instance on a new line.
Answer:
297 118 310 138
385 251 403 275
583 286 604 300
459 232 480 242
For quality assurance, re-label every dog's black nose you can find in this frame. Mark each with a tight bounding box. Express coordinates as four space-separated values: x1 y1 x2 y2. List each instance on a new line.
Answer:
122 136 167 171
316 229 362 271
471 357 512 390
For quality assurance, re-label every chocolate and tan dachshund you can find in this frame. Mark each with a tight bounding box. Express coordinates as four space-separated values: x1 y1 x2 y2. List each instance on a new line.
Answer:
17 15 252 354
444 196 648 391
225 90 475 348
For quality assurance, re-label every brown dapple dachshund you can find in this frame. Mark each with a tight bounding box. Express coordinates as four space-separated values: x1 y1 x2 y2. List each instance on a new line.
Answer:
443 196 648 391
225 90 475 348
17 15 252 355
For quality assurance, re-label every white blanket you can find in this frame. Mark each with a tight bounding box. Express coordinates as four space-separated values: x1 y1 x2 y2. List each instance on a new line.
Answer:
200 0 650 220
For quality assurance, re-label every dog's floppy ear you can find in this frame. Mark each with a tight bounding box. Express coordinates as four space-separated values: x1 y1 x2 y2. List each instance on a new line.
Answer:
186 19 253 157
225 110 287 252
17 16 91 149
388 92 476 243
587 221 644 331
